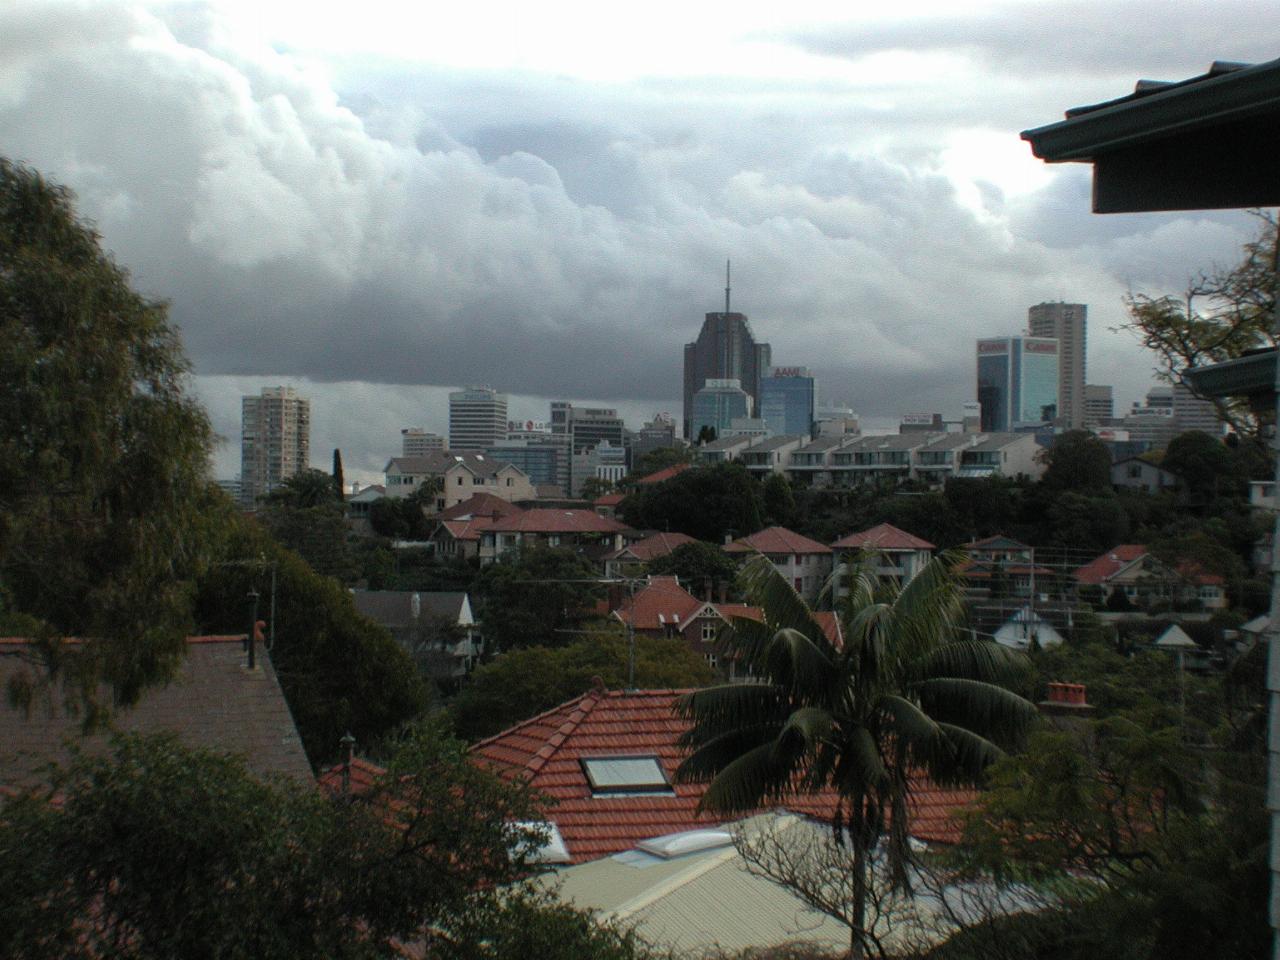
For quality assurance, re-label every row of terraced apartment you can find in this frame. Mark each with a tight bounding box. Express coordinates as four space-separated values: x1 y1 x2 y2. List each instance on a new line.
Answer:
699 430 1045 487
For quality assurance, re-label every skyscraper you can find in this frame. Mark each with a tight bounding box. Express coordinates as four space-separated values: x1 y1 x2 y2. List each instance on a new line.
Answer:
240 386 310 505
449 386 508 452
690 378 752 440
759 366 817 437
976 337 1059 431
682 264 772 439
401 428 445 457
1027 302 1087 429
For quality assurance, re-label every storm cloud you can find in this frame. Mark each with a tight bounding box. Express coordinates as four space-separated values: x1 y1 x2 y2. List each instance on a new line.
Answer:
2 1 1273 479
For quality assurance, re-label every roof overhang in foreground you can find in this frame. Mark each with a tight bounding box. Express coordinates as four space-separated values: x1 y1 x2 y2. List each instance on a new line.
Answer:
1021 58 1280 213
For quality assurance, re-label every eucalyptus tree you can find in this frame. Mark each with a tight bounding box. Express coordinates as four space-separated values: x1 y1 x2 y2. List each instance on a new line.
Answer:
676 554 1035 959
0 158 213 712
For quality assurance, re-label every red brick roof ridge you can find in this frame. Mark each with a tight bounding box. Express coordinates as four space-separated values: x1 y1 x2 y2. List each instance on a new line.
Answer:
470 691 601 777
725 525 833 555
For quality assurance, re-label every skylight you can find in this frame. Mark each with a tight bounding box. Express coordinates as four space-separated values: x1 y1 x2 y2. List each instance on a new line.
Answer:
511 820 571 864
581 755 671 794
637 829 733 860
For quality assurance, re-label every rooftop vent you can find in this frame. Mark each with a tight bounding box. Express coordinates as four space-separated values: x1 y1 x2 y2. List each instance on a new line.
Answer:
637 829 733 860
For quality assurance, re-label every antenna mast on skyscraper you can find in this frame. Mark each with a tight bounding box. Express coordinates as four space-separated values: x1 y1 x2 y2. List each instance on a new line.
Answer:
725 260 731 314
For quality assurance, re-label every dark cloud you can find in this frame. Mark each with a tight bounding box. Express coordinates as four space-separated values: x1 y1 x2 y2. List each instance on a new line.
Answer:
0 1 1266 478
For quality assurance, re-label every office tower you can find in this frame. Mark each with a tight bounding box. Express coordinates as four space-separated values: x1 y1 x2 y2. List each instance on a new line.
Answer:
759 366 817 437
631 413 679 462
976 337 1059 431
1123 387 1178 447
1084 384 1114 426
550 402 625 492
449 386 508 453
682 264 772 439
485 436 565 488
240 386 310 505
690 379 751 440
1027 302 1087 428
401 428 445 457
1172 382 1223 434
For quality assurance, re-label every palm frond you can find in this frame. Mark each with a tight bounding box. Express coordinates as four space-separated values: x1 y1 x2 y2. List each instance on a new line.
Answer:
877 693 944 750
676 683 789 748
929 723 1007 782
763 627 836 696
676 723 786 784
697 741 800 814
831 724 888 795
774 706 834 757
912 677 1037 749
908 638 1031 686
738 555 834 654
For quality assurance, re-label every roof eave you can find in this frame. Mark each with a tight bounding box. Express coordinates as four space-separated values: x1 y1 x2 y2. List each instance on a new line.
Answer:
1021 58 1280 162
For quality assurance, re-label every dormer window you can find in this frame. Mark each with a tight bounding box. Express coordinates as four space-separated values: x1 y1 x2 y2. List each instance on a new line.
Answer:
580 755 671 795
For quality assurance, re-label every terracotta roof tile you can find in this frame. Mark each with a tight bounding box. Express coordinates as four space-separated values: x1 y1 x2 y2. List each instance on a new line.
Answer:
612 577 706 630
832 523 935 551
634 463 692 485
471 689 973 863
436 493 525 521
725 526 833 556
486 509 631 535
606 532 697 563
1073 544 1148 584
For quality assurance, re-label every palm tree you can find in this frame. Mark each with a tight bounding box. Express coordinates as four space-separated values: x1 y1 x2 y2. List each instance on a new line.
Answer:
675 553 1035 959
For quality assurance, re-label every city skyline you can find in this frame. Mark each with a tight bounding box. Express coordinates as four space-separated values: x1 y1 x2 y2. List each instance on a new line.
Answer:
10 4 1273 483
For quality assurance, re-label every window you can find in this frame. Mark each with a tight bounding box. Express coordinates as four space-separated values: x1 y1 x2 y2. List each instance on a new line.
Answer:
704 653 718 669
580 756 671 795
701 622 717 642
794 578 803 591
456 476 464 485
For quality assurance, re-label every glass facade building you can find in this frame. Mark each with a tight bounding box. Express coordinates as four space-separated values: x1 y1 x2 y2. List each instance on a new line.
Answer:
690 379 751 440
759 367 817 437
976 338 1059 431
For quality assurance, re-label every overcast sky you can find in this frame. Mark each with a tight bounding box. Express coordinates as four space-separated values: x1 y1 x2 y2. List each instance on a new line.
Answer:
4 1 1277 482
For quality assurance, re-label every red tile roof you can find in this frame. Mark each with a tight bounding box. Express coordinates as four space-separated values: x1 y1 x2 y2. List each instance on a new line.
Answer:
436 493 525 521
634 463 692 485
593 493 626 507
471 689 975 864
608 531 697 563
1072 544 1149 584
317 756 386 796
725 526 832 556
832 523 935 551
486 509 631 534
436 517 496 542
613 577 706 630
0 637 313 789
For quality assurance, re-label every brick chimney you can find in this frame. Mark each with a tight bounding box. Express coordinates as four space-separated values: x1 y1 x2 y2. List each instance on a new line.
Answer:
1038 681 1094 723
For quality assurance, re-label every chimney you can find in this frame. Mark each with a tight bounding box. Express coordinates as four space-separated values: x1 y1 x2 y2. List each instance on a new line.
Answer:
339 732 356 795
1038 682 1094 725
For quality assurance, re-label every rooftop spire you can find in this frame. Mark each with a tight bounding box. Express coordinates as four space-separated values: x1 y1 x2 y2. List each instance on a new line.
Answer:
724 259 731 315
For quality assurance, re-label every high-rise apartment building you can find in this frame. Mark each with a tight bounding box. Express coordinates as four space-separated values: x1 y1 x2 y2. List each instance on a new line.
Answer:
240 386 310 505
449 387 508 452
1027 302 1087 429
976 337 1059 432
759 366 817 437
1172 382 1224 435
682 266 772 439
401 428 445 457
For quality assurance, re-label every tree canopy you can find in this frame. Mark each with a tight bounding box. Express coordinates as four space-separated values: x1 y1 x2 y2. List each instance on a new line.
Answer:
0 726 656 960
474 545 605 652
618 461 765 543
1039 430 1112 492
1120 211 1276 439
0 158 214 710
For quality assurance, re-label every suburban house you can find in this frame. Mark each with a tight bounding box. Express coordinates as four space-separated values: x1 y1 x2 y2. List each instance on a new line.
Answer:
959 536 1054 600
383 452 536 511
345 483 385 519
610 576 845 678
470 688 975 866
697 435 756 463
428 493 525 560
477 509 634 565
0 636 313 791
602 531 697 579
1073 544 1227 610
724 526 834 604
831 523 935 593
785 434 860 489
992 608 1066 651
350 590 481 678
1111 456 1180 494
